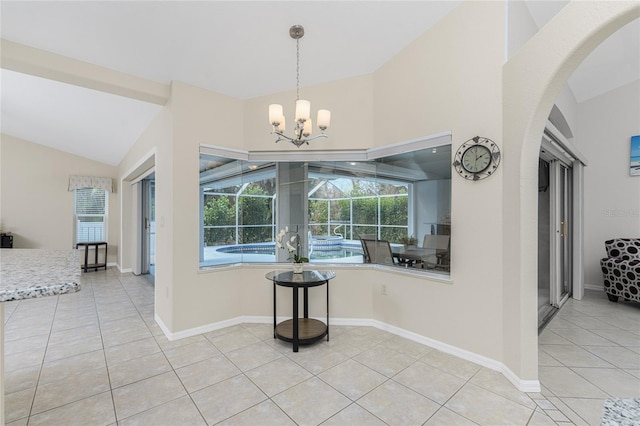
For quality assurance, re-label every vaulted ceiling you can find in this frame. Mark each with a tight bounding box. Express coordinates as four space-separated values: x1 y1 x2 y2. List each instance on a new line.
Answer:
1 1 638 166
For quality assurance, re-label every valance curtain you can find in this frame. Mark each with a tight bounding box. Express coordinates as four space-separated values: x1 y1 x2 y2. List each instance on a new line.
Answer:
68 175 114 192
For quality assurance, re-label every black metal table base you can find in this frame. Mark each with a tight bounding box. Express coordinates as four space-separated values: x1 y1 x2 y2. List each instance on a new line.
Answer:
267 270 335 352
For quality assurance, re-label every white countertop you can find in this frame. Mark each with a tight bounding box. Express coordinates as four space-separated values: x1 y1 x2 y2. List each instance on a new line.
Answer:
0 249 81 302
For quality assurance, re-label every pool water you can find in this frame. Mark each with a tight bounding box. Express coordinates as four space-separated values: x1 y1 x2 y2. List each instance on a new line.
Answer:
217 245 362 260
205 241 365 266
310 250 362 259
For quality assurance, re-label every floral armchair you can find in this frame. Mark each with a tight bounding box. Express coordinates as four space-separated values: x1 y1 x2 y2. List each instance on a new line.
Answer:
600 238 640 303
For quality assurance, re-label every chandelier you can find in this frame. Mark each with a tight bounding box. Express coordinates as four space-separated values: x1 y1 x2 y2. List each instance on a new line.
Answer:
269 25 331 148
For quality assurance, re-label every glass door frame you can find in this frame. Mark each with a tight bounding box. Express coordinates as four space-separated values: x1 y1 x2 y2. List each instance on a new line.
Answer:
537 123 586 332
549 160 572 308
538 125 585 330
141 177 155 278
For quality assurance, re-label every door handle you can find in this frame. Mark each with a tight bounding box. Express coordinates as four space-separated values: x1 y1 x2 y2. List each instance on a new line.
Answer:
560 221 566 238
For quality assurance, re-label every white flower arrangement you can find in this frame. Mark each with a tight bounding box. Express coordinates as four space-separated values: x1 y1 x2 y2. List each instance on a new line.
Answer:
275 226 309 263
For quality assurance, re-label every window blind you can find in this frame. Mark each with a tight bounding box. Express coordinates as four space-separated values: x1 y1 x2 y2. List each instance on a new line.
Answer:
74 188 108 243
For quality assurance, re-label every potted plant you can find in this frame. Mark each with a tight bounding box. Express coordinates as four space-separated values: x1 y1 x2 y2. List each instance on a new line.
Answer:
400 235 418 249
275 226 309 273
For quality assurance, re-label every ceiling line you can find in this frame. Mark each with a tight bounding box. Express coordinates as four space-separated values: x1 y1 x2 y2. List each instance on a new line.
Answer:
1 39 169 105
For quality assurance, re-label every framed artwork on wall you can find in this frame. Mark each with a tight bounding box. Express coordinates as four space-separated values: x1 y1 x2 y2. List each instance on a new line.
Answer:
632 135 640 176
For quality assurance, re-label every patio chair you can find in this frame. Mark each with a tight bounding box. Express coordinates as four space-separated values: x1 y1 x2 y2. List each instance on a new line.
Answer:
360 239 370 263
361 239 397 265
421 234 450 270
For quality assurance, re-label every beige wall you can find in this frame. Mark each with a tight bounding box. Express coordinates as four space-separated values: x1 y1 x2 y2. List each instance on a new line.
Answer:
119 100 173 326
502 1 639 380
374 1 504 147
508 0 580 138
374 1 507 359
119 0 512 381
22 0 632 391
130 1 636 389
118 105 171 272
168 82 244 332
0 134 119 264
118 81 245 332
128 3 508 364
579 79 640 287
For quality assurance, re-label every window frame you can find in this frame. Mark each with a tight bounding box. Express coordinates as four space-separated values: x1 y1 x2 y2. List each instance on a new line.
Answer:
73 187 109 245
199 132 452 273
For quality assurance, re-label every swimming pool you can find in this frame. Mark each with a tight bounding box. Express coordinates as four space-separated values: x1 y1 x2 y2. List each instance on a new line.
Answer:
202 238 365 266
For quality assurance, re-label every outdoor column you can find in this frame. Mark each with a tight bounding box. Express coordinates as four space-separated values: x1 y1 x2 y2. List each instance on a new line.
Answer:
276 162 309 261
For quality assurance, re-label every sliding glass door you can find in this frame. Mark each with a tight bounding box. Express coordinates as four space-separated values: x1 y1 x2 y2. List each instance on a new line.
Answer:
538 147 573 329
554 163 572 306
141 177 155 280
538 159 552 325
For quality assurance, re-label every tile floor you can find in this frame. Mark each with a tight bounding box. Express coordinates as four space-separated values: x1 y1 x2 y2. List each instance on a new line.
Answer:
3 268 639 425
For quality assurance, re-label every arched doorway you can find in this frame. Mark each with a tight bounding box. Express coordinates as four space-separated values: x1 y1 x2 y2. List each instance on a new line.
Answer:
503 2 639 383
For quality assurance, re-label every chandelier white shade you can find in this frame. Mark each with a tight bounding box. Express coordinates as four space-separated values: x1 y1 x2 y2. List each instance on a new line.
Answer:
269 25 331 148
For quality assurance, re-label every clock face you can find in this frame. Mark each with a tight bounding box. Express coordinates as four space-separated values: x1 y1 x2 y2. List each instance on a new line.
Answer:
461 145 492 173
452 136 501 181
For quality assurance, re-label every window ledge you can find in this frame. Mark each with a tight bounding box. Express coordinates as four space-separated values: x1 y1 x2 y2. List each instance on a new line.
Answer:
197 262 452 284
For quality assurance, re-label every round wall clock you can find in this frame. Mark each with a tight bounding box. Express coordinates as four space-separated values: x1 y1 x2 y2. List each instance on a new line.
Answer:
453 136 501 181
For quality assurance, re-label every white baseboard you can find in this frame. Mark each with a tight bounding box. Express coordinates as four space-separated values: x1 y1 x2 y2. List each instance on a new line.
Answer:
154 313 171 337
154 314 540 393
113 263 133 273
584 283 603 292
364 319 540 392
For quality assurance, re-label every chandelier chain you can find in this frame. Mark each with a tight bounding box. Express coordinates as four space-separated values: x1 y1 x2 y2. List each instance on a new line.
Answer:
296 37 300 101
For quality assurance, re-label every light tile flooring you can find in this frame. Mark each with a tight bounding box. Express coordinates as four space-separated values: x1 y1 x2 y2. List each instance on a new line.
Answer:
3 268 639 425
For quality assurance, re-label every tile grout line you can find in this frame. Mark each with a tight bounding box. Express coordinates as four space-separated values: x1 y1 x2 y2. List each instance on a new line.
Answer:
544 295 640 426
8 274 635 426
25 292 61 423
113 270 205 425
23 275 113 424
122 272 217 424
89 272 120 425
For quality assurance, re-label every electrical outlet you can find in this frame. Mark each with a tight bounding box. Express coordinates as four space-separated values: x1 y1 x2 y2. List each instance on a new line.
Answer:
381 284 387 295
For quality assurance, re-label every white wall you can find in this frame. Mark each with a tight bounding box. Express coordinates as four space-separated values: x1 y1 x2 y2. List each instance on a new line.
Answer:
119 106 170 273
375 0 506 361
119 101 173 325
119 1 531 385
507 0 539 59
0 134 120 264
169 3 503 365
0 0 635 397
113 0 637 389
415 180 451 241
162 81 245 332
113 1 513 376
502 1 638 381
578 79 640 288
508 0 579 137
